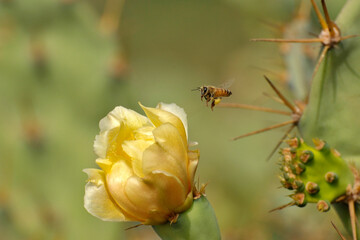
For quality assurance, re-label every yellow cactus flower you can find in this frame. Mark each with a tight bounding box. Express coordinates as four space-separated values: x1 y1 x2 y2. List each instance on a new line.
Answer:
83 102 199 225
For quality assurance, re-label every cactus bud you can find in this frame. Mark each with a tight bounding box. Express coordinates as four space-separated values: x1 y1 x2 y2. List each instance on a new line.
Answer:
291 193 306 207
316 200 330 212
295 180 304 192
300 150 314 163
306 182 320 194
325 172 338 183
287 137 301 148
295 163 306 174
313 138 330 153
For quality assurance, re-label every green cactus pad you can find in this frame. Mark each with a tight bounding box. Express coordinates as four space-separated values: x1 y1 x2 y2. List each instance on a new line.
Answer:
152 196 220 240
279 137 353 210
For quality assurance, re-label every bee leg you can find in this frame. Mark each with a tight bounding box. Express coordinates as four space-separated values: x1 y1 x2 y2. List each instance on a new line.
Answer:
211 99 215 111
206 97 211 107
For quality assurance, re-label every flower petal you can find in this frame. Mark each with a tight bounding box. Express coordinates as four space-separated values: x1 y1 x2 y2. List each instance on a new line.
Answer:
95 106 152 159
124 171 188 224
122 139 153 177
156 102 188 139
142 123 188 188
83 168 126 221
100 106 150 132
105 125 132 161
94 132 108 158
106 161 147 222
133 126 155 141
187 150 199 191
139 103 187 145
95 158 112 173
148 170 188 211
123 176 169 224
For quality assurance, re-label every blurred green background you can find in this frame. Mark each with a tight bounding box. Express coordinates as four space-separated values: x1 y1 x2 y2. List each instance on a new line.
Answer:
0 0 348 239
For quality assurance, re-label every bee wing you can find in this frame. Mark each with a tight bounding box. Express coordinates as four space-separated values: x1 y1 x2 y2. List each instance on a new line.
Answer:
219 78 234 89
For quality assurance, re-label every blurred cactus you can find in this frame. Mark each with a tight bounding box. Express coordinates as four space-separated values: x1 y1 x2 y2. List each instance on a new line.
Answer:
299 0 360 158
268 0 360 238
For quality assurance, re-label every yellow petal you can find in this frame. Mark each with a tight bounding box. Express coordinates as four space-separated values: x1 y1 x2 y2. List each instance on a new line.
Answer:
147 170 188 211
133 126 155 141
99 113 120 132
107 106 151 131
174 191 193 213
124 171 188 224
106 161 147 222
83 168 126 221
95 158 112 173
93 132 108 158
105 124 133 162
142 123 189 188
122 139 153 177
156 102 188 139
139 103 187 145
187 150 199 191
124 176 169 224
95 106 151 159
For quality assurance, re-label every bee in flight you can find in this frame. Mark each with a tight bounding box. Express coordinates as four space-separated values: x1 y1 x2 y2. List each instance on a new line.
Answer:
193 85 232 110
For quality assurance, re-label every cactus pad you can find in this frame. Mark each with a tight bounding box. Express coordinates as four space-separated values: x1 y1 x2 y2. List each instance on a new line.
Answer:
279 137 354 212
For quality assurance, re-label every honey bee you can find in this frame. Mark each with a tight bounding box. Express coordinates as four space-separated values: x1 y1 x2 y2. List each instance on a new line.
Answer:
193 85 232 110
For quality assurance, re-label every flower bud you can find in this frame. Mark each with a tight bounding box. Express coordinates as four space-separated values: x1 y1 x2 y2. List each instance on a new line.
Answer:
84 102 199 225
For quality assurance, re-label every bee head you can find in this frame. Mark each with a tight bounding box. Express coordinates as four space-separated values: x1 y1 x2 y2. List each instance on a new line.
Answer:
201 86 208 95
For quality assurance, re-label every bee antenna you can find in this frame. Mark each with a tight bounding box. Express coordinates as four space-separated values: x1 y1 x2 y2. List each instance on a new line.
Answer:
191 87 200 91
